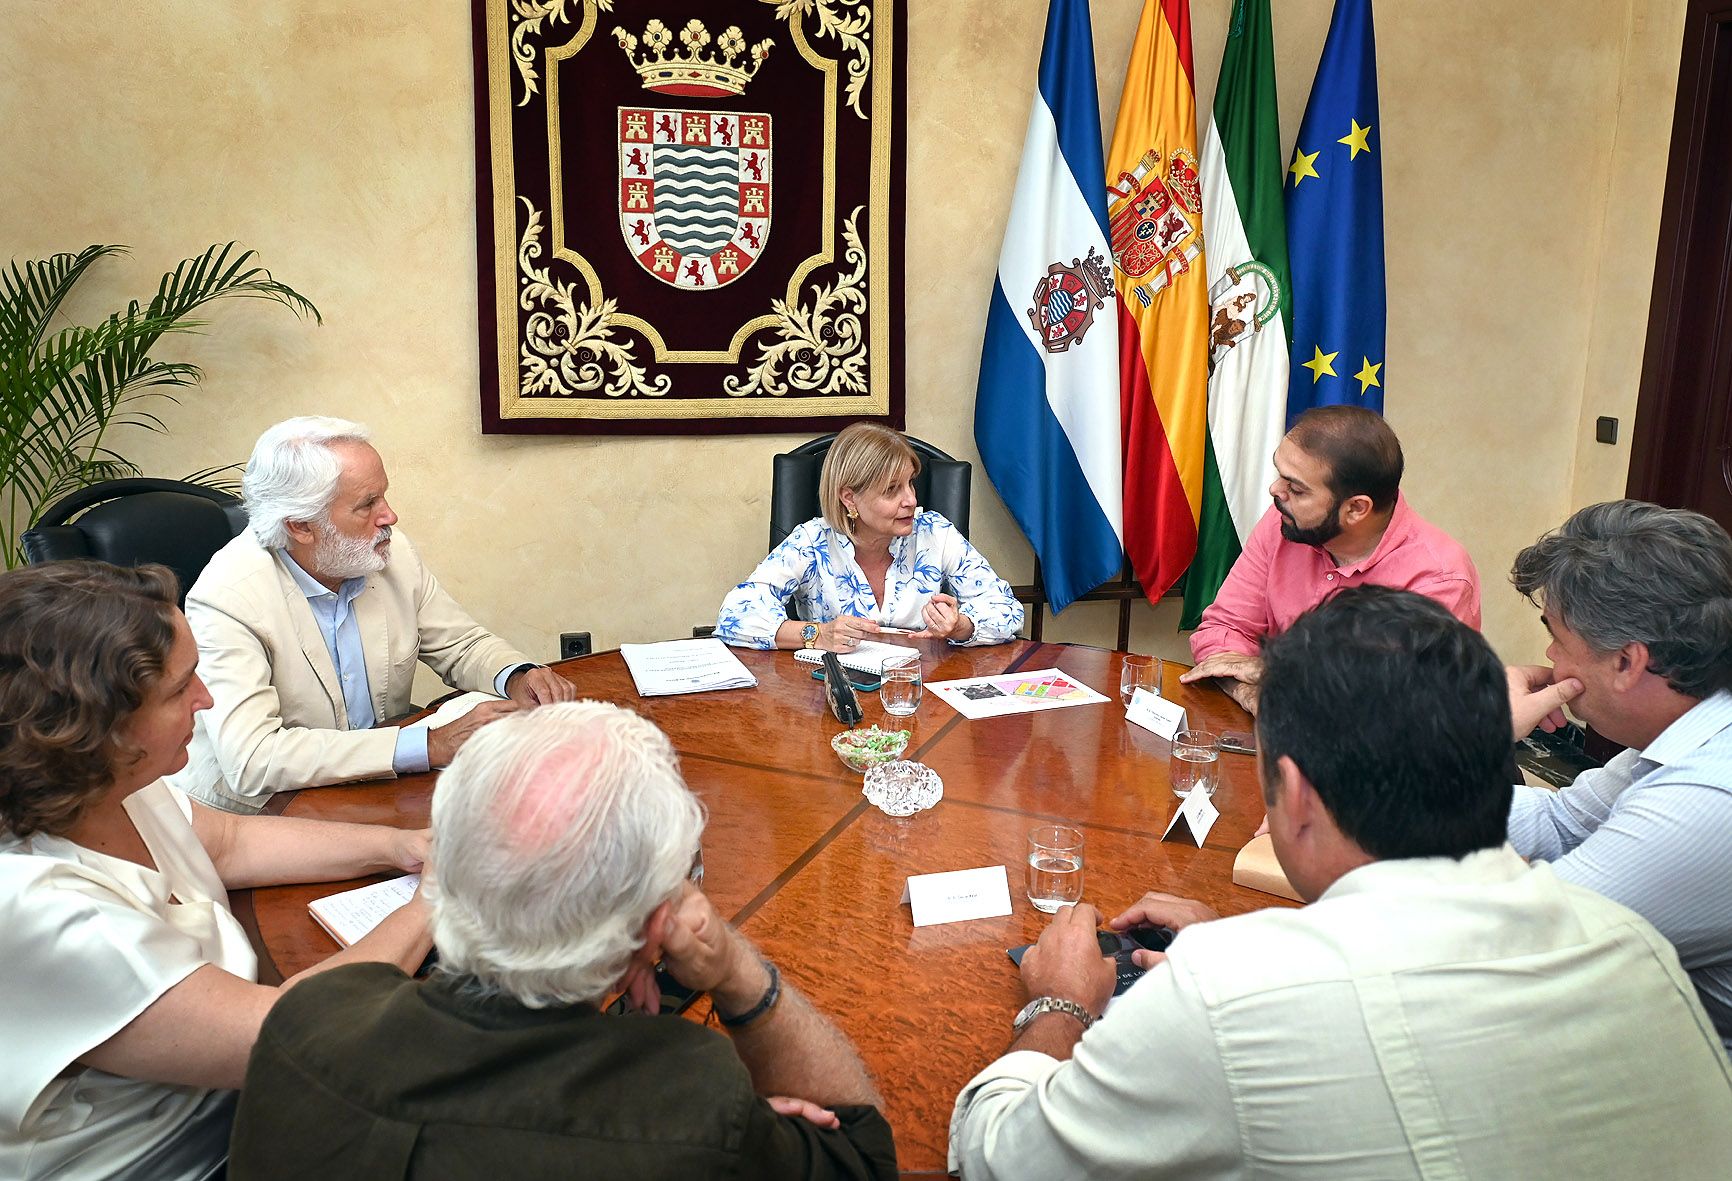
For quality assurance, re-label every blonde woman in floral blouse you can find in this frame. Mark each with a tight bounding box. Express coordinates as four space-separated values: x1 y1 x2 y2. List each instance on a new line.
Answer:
718 424 1024 652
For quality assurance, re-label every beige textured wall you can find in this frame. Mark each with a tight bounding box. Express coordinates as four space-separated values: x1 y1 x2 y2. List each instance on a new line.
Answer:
1 0 1684 684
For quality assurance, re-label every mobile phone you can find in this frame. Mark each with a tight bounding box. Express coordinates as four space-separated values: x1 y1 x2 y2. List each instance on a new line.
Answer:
810 667 883 692
1219 730 1257 755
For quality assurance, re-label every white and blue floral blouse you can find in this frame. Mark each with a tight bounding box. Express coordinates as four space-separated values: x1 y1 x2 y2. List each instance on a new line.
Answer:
716 511 1024 648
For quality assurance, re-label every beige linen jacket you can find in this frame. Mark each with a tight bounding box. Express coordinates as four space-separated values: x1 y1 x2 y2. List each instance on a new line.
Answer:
170 529 529 813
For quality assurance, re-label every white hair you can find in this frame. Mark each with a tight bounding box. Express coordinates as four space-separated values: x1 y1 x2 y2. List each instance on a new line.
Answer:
241 416 373 549
427 701 705 1009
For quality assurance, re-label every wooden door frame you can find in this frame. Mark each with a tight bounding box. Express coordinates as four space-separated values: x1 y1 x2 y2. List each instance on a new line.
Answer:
1628 0 1732 503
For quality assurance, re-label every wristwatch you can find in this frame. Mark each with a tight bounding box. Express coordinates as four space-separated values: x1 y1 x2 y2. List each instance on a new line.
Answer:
800 622 820 647
1012 996 1095 1033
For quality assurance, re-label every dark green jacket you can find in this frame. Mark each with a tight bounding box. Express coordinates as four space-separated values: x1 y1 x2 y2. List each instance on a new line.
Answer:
229 963 897 1180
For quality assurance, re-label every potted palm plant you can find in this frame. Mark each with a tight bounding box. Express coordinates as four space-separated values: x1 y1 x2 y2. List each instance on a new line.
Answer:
0 243 320 567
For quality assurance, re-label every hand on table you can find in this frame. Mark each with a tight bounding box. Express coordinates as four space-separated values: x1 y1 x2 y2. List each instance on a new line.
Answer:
506 665 578 707
817 615 883 654
1506 664 1583 739
1018 902 1115 1019
1179 653 1263 715
427 700 519 767
1109 892 1219 968
911 593 974 643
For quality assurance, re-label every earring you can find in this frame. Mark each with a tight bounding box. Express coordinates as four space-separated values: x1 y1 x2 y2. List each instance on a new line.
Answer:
846 507 858 521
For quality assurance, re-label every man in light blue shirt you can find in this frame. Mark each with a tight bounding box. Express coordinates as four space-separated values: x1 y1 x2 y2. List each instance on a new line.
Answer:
176 417 578 812
1505 500 1732 1052
276 551 542 775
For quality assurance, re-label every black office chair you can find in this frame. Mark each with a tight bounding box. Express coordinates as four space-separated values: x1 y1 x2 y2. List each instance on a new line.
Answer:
768 433 972 553
21 478 249 605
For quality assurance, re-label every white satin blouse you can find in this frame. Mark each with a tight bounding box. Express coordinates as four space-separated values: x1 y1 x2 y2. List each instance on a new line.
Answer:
0 780 256 1180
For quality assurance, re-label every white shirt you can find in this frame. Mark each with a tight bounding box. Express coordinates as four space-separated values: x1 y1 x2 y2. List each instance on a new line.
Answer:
0 781 256 1180
949 847 1732 1180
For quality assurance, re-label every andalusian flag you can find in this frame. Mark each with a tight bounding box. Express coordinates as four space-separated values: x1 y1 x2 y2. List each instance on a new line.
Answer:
1107 0 1211 600
1181 0 1291 627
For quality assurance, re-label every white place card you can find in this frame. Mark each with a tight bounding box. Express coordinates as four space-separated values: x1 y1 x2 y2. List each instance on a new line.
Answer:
1126 687 1188 740
900 865 1014 928
1161 788 1220 847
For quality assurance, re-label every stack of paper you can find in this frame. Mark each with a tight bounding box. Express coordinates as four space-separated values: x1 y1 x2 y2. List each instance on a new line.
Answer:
309 874 420 947
620 638 758 697
403 691 500 734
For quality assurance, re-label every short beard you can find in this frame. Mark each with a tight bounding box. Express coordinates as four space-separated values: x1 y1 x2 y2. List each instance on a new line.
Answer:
312 520 391 581
1276 498 1344 547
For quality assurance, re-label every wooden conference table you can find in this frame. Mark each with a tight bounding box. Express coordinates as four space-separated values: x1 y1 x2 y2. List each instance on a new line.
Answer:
241 639 1287 1176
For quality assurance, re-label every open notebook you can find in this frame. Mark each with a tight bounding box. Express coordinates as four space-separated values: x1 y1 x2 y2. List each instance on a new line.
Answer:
794 640 920 676
308 874 420 948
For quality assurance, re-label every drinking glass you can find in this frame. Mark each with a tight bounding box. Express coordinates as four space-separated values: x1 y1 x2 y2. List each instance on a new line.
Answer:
1170 729 1220 798
1120 654 1162 705
881 659 923 717
1027 824 1085 913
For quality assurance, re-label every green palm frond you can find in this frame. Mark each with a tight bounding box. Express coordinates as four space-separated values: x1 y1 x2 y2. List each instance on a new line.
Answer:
0 243 319 567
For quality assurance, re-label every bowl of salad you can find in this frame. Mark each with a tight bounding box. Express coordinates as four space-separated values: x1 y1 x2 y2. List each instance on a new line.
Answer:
830 725 909 772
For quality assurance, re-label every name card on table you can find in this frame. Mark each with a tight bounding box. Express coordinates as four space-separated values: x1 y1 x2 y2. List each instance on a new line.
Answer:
1161 788 1220 847
900 865 1014 928
1126 687 1188 740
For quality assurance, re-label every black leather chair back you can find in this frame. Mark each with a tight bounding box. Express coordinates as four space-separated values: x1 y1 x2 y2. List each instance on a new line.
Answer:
768 434 972 553
21 479 248 605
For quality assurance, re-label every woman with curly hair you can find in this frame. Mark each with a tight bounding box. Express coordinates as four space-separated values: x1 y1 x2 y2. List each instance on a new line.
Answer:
0 561 432 1180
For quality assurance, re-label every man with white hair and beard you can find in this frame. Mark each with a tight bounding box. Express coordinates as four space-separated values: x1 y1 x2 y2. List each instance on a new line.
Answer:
174 416 576 812
229 702 898 1179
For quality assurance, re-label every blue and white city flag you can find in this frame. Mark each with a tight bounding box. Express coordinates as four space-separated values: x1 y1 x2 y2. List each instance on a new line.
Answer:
1284 0 1385 418
974 0 1124 614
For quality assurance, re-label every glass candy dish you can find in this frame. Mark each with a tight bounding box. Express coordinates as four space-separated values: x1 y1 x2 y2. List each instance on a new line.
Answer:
861 759 942 816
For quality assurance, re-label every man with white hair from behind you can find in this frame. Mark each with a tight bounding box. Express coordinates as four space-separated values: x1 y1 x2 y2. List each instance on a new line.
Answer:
229 701 898 1179
174 416 576 813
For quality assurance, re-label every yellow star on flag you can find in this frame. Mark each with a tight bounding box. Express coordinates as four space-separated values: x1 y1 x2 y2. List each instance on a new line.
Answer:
1302 345 1339 384
1289 147 1321 187
1338 120 1373 159
1354 357 1383 394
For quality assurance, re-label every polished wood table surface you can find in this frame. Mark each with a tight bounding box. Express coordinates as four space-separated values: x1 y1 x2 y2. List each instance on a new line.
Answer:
241 639 1289 1176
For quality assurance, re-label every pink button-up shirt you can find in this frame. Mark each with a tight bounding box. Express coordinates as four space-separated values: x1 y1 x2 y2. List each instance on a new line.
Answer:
1190 494 1482 660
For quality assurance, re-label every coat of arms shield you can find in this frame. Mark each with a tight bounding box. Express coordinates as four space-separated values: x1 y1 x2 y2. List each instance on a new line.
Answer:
617 106 773 290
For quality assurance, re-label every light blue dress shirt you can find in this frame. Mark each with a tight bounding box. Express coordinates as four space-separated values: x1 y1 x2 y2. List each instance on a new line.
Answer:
279 553 526 775
1508 688 1732 1053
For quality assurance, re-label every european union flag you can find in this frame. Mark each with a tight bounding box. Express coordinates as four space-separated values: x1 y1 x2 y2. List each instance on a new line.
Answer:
1284 0 1384 420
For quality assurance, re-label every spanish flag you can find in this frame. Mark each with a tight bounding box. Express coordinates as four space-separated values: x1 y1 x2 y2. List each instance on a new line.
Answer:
1107 0 1210 599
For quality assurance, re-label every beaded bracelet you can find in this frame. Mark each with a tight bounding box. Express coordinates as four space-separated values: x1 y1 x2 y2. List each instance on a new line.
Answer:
717 960 781 1030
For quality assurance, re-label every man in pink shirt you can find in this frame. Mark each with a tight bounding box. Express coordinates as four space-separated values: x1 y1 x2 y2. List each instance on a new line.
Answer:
1181 406 1480 714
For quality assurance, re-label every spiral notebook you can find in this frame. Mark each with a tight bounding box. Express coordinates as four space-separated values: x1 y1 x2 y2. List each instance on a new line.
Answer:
794 640 921 675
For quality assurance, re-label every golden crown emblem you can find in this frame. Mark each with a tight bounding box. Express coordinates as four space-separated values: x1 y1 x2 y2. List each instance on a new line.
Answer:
613 19 773 99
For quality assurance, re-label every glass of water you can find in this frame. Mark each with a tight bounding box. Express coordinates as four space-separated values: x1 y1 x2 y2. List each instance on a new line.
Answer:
1027 824 1084 913
1170 729 1220 798
881 658 922 717
1120 654 1162 705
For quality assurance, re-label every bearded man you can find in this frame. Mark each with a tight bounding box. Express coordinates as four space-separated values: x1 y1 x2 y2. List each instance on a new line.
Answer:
1181 405 1480 714
173 417 575 812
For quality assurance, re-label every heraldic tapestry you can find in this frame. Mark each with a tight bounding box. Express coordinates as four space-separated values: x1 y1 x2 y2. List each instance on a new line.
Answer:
473 0 906 434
